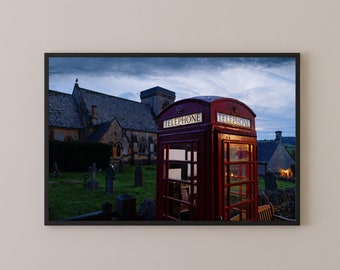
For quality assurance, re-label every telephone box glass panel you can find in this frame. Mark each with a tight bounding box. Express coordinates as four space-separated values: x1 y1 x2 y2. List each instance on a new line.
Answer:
161 142 198 221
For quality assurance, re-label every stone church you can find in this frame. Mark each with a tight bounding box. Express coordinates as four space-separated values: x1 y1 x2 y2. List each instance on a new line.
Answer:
48 81 176 164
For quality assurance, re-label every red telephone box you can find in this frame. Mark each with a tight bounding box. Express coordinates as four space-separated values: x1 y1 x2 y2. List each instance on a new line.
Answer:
156 96 258 221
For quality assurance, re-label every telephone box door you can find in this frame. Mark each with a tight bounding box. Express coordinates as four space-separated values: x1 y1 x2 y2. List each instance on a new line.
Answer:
217 133 258 221
157 136 201 221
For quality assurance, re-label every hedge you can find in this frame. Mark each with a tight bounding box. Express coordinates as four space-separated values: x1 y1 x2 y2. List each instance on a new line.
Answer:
49 140 111 172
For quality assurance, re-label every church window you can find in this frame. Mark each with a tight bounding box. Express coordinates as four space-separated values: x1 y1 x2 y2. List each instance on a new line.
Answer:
139 137 147 154
116 143 122 157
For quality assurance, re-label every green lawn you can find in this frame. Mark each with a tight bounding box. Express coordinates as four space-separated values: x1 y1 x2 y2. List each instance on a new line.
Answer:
258 176 295 190
48 164 156 220
48 165 295 220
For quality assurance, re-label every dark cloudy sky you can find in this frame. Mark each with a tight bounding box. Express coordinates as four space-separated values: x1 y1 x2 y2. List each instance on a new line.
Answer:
48 55 298 140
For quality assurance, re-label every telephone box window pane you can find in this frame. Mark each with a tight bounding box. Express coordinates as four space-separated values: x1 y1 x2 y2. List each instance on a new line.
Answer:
163 147 167 160
167 181 193 220
230 144 249 162
187 164 197 178
168 181 182 200
188 151 197 161
169 168 182 180
230 209 244 220
163 164 167 179
168 163 189 181
229 203 249 221
168 143 191 160
223 143 228 162
171 203 190 219
168 143 198 160
230 164 249 182
169 149 186 161
160 141 199 220
227 184 249 205
224 165 228 183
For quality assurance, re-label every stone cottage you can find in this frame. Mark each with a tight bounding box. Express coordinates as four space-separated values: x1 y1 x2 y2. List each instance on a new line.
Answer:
257 131 295 176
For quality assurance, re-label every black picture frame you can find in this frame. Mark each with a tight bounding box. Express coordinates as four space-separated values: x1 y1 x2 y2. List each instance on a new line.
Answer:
45 53 300 225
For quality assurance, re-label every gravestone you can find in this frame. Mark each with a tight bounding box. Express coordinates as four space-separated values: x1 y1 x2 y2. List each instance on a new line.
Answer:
105 162 115 195
87 163 99 190
53 162 62 177
118 158 124 173
134 166 143 187
264 171 278 190
137 198 156 220
116 194 136 220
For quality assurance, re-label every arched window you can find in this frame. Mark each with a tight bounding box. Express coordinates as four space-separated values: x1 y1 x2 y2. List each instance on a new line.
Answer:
139 137 147 154
108 142 115 157
109 142 123 157
116 143 122 157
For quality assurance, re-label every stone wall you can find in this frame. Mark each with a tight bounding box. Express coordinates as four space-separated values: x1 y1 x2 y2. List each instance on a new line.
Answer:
258 187 296 219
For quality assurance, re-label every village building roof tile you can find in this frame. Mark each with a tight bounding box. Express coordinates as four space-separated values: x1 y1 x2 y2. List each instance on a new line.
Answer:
257 140 279 163
48 90 84 129
74 87 157 132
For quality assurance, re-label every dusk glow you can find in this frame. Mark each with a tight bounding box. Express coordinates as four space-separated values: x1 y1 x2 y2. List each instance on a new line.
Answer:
48 56 297 140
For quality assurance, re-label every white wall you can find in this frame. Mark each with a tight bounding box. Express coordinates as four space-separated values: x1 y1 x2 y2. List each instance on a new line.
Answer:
1 1 339 269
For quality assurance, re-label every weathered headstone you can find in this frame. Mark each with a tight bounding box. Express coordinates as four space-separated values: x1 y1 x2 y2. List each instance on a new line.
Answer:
116 194 136 220
134 166 143 187
118 158 124 173
53 162 62 177
264 171 278 190
105 162 115 195
137 198 156 220
87 163 99 190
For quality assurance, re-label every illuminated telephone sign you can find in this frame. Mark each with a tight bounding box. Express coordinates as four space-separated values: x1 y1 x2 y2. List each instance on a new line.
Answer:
216 112 251 128
163 112 203 128
157 96 258 222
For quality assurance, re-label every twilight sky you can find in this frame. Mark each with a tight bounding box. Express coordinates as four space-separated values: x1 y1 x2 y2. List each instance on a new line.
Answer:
48 55 297 140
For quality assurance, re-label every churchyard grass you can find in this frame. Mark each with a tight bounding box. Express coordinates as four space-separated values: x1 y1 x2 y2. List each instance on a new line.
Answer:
258 176 295 190
48 164 157 220
48 165 295 220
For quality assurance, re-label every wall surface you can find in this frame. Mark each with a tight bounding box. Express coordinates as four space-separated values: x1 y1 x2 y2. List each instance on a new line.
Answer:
1 0 339 269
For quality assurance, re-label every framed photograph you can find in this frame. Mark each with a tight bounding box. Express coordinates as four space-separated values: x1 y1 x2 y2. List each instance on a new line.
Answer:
45 53 300 225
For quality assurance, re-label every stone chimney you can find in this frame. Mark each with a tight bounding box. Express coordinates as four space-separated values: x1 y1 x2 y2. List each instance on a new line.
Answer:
275 131 282 142
91 105 98 125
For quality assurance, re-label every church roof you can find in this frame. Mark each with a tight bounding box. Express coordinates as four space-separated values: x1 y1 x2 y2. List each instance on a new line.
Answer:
87 121 113 142
74 86 157 132
48 90 83 129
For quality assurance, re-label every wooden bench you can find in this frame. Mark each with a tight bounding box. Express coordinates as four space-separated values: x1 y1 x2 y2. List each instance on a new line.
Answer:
258 203 295 222
230 204 295 222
